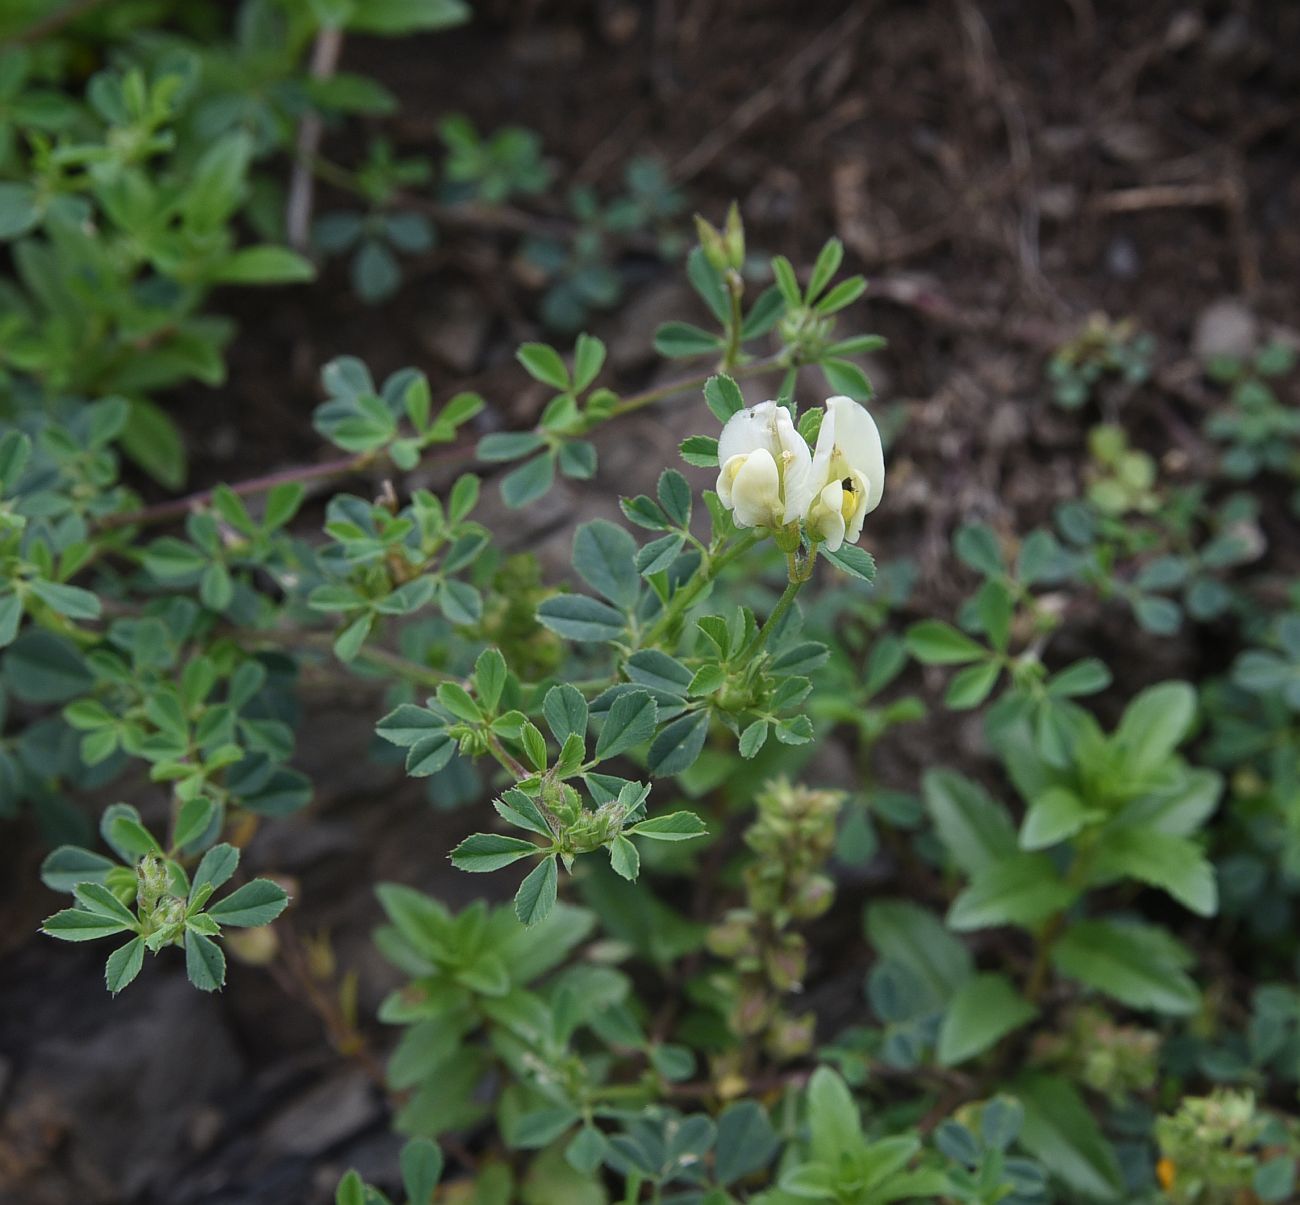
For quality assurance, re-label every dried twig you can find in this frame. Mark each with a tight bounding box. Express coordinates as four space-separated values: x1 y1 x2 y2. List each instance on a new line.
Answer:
286 26 345 250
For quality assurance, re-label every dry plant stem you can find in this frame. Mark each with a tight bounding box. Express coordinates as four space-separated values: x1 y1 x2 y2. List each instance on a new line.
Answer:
286 26 345 249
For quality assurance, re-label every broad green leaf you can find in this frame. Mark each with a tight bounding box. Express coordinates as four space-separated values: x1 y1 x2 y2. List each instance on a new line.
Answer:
864 900 973 1005
105 936 146 995
905 620 986 665
451 833 540 872
572 520 640 609
923 769 1017 876
937 973 1036 1065
947 853 1074 932
514 855 558 926
1051 919 1199 1015
207 879 290 927
1014 1074 1123 1201
1089 824 1217 916
627 812 707 841
646 711 709 776
595 690 657 760
184 929 227 991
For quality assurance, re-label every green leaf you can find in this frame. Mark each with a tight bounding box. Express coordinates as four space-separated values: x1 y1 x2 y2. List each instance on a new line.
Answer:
821 543 877 582
184 929 227 991
514 855 558 926
3 629 93 702
923 769 1017 876
654 321 724 358
596 690 657 760
1113 680 1196 780
214 245 315 284
679 435 719 467
42 907 133 942
407 731 455 776
1089 824 1217 916
1051 919 1198 1015
121 398 187 489
191 843 240 899
1019 786 1099 850
0 592 21 647
703 374 746 422
954 523 1004 577
451 833 540 872
346 0 470 34
105 936 146 994
207 879 290 927
543 684 588 745
376 704 443 747
474 648 508 713
937 973 1036 1065
500 453 556 508
947 853 1074 932
0 181 39 239
821 358 873 400
536 594 626 642
636 533 684 576
573 333 606 391
646 711 709 776
657 469 692 526
40 846 116 893
173 794 217 850
806 1066 861 1165
400 1137 444 1203
74 881 138 928
573 520 640 609
627 811 707 842
608 835 639 881
478 431 547 462
494 789 554 838
807 237 844 301
1014 1074 1123 1201
714 1101 779 1186
517 342 570 390
905 620 986 665
865 900 973 1005
944 660 1001 709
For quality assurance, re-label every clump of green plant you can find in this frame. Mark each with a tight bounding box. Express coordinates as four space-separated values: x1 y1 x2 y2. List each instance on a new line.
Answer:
1046 314 1153 410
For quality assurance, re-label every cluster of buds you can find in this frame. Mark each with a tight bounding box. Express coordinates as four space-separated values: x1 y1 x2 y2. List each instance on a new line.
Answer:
716 396 885 555
707 779 842 1063
1154 1090 1294 1204
1031 1005 1158 1104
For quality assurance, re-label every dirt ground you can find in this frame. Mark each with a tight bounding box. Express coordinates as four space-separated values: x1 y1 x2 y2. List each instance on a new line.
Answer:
1 1 1298 1201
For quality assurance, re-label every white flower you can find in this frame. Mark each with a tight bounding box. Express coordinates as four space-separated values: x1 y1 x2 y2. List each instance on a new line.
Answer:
716 401 812 530
803 395 885 552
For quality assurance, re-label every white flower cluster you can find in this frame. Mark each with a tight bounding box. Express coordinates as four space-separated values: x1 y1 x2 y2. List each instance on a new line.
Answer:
715 396 884 551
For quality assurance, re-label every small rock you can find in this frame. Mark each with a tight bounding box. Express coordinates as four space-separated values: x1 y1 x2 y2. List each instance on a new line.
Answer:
1106 237 1140 279
261 1069 378 1157
420 287 490 375
1193 298 1257 360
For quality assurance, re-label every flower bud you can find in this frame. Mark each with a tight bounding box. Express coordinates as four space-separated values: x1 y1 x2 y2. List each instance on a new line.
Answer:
706 914 756 960
732 985 774 1036
787 873 835 920
765 1010 815 1060
764 934 807 991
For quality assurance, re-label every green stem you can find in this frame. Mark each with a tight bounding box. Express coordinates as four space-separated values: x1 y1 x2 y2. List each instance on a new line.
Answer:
607 353 783 421
639 533 761 648
742 577 805 661
720 269 745 371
